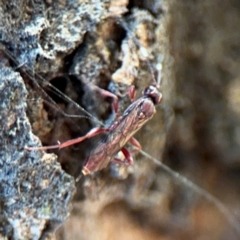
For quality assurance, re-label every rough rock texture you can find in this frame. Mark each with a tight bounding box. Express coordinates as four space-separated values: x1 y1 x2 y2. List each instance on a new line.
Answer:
0 65 75 240
0 1 76 239
1 0 240 240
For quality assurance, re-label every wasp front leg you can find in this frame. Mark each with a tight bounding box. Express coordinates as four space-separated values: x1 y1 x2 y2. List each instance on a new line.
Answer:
96 87 119 113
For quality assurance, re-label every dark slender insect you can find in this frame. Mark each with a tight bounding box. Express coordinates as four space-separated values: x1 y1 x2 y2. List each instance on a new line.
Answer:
26 84 162 177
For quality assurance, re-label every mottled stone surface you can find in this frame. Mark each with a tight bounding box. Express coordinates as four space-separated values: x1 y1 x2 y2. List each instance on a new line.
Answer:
0 65 75 240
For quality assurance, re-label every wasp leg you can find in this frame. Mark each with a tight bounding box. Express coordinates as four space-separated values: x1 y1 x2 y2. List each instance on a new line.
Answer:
25 127 109 150
129 137 142 155
96 87 118 113
129 137 141 151
128 85 136 102
112 147 134 166
111 137 142 166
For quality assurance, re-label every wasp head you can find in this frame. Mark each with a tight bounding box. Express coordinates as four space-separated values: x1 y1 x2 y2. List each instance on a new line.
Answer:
143 85 162 105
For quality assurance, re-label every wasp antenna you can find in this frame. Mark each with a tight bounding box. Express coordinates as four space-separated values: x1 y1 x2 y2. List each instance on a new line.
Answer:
145 60 158 87
156 62 162 88
76 173 83 182
145 58 163 89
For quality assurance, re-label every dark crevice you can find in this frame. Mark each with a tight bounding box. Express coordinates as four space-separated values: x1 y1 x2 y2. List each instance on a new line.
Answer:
46 76 68 104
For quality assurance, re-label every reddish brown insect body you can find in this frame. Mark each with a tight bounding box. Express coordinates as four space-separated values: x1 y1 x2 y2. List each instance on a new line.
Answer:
26 85 162 176
82 85 162 175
